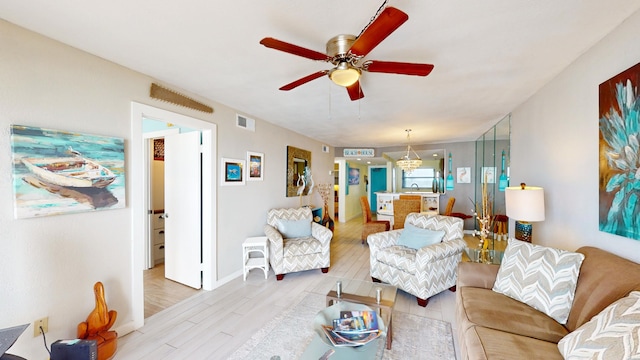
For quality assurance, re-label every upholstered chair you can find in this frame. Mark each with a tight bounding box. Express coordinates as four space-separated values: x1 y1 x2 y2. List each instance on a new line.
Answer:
368 213 465 307
392 199 421 230
360 196 390 244
264 207 333 280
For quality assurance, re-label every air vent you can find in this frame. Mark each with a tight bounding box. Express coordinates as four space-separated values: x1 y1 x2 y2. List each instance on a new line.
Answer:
236 114 255 131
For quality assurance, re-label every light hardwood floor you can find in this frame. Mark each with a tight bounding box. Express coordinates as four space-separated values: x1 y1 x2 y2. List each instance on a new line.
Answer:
119 216 461 359
144 264 200 318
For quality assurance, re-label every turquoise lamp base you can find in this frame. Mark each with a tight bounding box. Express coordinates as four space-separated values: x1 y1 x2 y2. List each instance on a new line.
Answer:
514 221 533 243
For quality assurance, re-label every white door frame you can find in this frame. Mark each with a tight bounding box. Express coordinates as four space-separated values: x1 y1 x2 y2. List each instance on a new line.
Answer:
130 102 217 329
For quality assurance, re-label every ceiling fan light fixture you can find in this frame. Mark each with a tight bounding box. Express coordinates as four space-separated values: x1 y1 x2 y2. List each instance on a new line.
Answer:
329 62 361 87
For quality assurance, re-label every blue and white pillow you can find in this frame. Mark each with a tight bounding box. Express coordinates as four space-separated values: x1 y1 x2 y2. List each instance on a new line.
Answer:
276 218 312 238
397 223 445 250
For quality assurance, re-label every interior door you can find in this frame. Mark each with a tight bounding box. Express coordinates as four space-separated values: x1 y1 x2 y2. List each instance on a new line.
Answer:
370 167 387 213
164 131 202 289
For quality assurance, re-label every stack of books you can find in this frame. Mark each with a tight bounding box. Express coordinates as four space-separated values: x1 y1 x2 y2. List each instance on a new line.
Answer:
321 310 381 347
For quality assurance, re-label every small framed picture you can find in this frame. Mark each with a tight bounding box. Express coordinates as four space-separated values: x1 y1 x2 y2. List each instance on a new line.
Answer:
221 158 245 186
481 167 496 184
246 151 264 181
457 167 471 183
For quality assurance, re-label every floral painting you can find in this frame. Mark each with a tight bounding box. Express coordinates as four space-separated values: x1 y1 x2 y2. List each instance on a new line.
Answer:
599 62 640 240
10 125 126 218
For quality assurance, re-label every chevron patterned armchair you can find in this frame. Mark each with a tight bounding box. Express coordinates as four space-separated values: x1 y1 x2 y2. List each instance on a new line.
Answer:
368 213 466 307
264 207 333 280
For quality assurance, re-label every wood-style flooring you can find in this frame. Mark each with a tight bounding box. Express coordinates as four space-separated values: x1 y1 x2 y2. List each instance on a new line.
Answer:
144 264 200 318
121 216 463 359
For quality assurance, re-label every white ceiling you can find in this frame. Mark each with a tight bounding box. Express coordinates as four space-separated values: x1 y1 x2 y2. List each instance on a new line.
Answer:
2 1 639 148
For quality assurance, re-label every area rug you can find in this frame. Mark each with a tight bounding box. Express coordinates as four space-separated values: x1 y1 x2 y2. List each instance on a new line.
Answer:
228 292 456 360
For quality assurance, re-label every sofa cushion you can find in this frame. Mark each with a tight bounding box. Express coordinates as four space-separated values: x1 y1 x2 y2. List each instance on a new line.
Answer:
397 223 445 249
375 245 417 274
459 287 570 343
492 239 584 324
276 218 312 238
464 326 564 360
558 290 640 359
283 237 321 257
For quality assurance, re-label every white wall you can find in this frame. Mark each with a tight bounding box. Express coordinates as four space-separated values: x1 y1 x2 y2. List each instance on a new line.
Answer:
510 10 640 262
0 19 333 359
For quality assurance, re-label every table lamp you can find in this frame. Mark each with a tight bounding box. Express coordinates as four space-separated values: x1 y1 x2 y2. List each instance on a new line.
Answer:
505 183 545 242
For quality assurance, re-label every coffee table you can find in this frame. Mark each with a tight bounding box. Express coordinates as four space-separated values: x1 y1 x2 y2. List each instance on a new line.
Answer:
299 281 397 359
325 282 397 350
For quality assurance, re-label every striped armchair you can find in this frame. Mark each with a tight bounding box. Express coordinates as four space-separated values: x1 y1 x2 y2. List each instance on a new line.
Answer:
264 207 333 280
367 213 466 307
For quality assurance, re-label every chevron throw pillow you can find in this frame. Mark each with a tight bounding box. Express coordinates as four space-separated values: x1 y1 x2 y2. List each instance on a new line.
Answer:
492 239 585 324
558 291 640 359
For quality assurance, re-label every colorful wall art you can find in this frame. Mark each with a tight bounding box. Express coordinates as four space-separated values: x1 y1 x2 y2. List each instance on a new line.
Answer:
221 157 245 186
599 62 640 241
348 167 360 185
10 125 126 218
247 151 264 181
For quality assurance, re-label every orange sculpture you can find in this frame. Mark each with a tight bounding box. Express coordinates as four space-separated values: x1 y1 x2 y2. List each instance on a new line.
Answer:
77 282 118 360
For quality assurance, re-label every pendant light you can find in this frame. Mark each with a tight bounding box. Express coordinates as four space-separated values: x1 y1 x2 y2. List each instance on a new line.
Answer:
396 129 422 174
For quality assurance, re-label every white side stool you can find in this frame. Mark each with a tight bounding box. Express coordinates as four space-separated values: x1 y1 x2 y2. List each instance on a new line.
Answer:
242 236 269 280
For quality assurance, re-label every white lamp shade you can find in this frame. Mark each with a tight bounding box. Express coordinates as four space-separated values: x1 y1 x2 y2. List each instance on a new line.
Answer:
505 185 545 222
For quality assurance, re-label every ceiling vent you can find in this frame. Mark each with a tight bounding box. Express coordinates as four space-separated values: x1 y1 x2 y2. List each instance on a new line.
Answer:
236 114 255 131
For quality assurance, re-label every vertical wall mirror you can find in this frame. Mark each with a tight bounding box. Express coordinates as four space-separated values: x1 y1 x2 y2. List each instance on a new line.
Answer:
286 146 312 197
475 114 511 217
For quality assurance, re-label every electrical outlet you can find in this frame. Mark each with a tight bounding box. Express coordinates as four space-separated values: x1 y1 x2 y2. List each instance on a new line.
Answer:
33 317 48 337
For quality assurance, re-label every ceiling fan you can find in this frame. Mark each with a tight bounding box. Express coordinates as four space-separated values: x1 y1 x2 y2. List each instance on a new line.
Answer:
260 6 434 101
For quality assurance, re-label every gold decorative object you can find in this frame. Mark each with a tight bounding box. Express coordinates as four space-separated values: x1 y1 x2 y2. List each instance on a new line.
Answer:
149 83 213 113
473 171 493 263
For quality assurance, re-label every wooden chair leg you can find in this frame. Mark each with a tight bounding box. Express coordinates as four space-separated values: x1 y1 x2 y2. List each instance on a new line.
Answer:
321 267 329 273
416 297 429 307
276 274 285 281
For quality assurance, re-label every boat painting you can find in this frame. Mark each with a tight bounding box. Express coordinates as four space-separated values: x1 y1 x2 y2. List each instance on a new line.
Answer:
10 125 125 218
21 156 116 188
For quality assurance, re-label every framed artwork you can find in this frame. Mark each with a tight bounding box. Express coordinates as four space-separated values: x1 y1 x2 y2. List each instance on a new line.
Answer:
481 167 496 184
153 138 164 161
10 124 126 218
457 167 471 183
599 62 640 240
348 167 360 185
221 157 245 186
246 151 264 181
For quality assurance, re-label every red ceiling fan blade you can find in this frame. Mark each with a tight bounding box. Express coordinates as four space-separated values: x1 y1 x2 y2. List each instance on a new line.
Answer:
260 37 330 61
279 70 329 91
365 60 434 76
346 81 365 101
349 7 408 57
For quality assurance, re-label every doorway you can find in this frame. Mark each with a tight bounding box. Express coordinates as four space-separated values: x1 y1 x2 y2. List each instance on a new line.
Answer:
131 102 217 328
369 167 387 214
143 129 201 317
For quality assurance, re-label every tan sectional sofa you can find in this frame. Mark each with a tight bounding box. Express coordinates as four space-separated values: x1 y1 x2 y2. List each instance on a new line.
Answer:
456 246 640 359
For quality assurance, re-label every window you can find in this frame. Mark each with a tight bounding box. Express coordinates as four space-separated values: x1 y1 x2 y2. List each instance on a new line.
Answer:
402 168 435 189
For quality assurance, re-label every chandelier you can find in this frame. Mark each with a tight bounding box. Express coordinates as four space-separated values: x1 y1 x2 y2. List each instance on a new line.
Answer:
396 129 422 173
